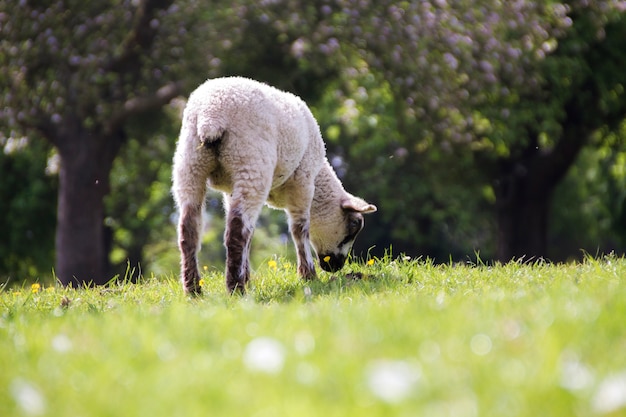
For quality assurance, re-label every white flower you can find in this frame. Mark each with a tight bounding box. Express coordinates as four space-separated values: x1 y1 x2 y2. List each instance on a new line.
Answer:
243 337 286 374
470 334 492 356
51 334 73 353
10 379 46 416
366 360 421 403
592 371 626 414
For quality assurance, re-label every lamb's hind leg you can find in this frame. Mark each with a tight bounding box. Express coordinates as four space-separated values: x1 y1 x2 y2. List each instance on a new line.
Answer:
172 127 211 295
224 182 268 294
178 202 203 295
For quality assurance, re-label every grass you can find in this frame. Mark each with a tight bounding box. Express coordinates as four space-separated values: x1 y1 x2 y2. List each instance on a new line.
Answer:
1 254 626 417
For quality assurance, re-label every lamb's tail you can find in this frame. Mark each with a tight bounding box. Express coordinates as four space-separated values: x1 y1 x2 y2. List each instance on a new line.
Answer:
194 112 227 150
200 129 226 152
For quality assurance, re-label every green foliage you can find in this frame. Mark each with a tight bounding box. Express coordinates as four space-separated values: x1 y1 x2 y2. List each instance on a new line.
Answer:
0 140 57 282
104 106 181 280
551 121 626 258
320 0 626 259
2 257 626 416
0 0 224 133
312 73 495 260
218 2 336 97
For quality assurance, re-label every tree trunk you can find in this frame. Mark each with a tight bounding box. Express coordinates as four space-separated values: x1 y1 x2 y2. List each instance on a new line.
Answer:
494 171 549 261
493 113 589 262
54 127 122 287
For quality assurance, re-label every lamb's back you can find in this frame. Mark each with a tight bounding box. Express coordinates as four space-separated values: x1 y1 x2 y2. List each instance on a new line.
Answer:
188 77 316 146
185 77 326 192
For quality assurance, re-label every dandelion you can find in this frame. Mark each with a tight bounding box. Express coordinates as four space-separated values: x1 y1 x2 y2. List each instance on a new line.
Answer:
199 279 205 287
367 259 375 266
31 283 41 294
203 265 208 272
323 256 331 263
268 260 278 270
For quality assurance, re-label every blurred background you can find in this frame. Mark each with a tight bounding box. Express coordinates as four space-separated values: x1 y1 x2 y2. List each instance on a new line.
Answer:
2 0 626 286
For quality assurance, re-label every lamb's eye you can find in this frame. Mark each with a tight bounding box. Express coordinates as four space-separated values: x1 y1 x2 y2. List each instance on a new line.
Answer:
348 218 361 232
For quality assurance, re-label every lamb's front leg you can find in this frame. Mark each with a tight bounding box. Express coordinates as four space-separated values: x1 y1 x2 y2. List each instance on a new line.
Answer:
178 203 203 295
225 205 254 294
290 216 317 280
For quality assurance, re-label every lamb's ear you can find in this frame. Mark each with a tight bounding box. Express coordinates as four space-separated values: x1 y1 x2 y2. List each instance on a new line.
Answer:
341 195 377 214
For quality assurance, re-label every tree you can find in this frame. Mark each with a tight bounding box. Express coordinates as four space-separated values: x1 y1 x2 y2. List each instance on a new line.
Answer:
489 3 626 260
311 74 495 260
0 0 225 286
1 0 351 286
326 0 626 261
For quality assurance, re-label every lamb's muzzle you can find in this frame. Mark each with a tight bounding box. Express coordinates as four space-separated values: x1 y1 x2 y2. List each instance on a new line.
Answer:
319 253 346 273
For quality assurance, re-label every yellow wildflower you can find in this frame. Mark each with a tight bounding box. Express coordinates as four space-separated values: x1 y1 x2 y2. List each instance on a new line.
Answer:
268 260 278 270
367 259 375 266
203 265 208 272
31 283 41 294
199 279 205 287
323 256 331 263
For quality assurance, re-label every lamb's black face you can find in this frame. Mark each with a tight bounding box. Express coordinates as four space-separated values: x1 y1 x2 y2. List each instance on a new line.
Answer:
317 212 364 272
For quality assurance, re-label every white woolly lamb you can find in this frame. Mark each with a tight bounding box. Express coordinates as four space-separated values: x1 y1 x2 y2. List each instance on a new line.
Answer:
172 77 376 294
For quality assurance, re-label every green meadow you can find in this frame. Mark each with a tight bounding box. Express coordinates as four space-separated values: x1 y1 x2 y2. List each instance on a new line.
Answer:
2 255 626 417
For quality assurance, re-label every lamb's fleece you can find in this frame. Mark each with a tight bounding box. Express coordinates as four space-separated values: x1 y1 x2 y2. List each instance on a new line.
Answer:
173 77 376 294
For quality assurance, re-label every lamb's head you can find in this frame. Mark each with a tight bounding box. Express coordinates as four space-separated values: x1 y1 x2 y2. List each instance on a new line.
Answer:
310 194 377 273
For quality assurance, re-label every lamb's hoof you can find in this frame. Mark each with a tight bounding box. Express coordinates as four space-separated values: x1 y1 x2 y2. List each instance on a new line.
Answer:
302 273 316 281
184 284 202 297
329 272 364 283
298 266 317 281
345 272 363 280
227 279 247 295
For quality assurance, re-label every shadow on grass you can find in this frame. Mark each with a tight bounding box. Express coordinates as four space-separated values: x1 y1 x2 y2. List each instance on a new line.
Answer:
246 266 407 304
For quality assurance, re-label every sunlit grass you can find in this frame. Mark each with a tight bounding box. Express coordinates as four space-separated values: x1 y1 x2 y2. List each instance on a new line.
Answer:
1 255 626 416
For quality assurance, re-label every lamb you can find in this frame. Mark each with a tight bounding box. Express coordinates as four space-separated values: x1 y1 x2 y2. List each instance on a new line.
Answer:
172 76 377 294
